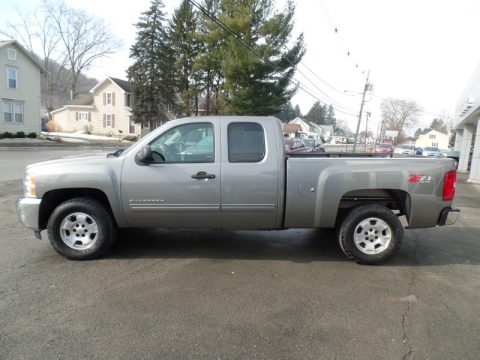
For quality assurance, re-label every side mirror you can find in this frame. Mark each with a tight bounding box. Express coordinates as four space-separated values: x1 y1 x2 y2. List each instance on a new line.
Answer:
136 144 153 164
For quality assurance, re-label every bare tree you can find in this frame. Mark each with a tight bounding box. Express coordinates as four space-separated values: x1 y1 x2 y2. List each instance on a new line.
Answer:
44 0 121 99
381 98 422 143
1 0 120 113
0 6 69 113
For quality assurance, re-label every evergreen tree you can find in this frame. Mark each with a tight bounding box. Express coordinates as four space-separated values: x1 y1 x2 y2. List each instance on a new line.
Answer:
276 101 299 122
219 0 305 115
128 0 175 129
194 0 225 115
304 101 327 124
430 118 448 133
325 104 336 126
294 104 302 118
170 0 200 116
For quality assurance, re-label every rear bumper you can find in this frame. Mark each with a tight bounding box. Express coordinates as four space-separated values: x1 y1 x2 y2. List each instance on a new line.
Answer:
16 198 41 231
438 207 460 226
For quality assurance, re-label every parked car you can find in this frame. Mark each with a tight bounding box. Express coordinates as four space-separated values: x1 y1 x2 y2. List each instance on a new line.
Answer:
394 145 415 156
375 143 394 156
422 147 441 157
284 138 306 154
303 139 325 153
445 148 472 169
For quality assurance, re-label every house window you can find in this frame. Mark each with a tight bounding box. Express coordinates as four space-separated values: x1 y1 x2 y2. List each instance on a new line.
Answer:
78 112 89 121
429 134 436 139
6 67 17 89
142 121 150 129
125 93 131 107
432 142 438 147
106 92 113 105
7 48 17 61
2 99 24 124
106 114 113 127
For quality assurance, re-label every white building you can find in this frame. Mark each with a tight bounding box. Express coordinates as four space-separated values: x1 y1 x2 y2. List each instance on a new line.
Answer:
453 62 480 182
0 40 43 134
288 117 322 141
51 77 141 137
415 129 449 150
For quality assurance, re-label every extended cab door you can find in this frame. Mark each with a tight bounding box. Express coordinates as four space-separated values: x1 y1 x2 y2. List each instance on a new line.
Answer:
121 119 221 228
220 117 284 229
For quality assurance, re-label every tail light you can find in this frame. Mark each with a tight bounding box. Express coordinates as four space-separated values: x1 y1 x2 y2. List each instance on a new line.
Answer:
443 170 456 201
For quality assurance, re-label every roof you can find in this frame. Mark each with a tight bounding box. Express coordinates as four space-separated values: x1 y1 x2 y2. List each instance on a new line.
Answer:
110 77 131 92
65 93 94 106
90 76 131 94
282 123 301 133
50 93 95 115
0 39 44 73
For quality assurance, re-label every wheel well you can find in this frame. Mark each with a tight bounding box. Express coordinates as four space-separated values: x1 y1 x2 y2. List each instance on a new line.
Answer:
39 188 114 230
336 189 410 227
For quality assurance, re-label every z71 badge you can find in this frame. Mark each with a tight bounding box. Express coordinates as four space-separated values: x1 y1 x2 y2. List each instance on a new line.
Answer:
408 175 432 184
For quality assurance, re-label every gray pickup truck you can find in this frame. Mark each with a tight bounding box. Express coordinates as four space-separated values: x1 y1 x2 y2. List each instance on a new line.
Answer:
17 116 459 264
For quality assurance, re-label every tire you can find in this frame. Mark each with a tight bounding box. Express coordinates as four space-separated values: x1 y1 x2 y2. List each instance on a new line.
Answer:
337 204 403 265
47 197 116 260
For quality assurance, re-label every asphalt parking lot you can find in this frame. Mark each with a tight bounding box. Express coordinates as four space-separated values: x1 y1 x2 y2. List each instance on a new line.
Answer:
1 148 480 359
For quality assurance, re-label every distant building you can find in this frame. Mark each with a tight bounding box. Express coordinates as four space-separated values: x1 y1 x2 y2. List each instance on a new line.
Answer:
0 40 43 134
415 129 449 150
282 123 301 138
453 61 480 182
51 76 141 136
288 117 323 141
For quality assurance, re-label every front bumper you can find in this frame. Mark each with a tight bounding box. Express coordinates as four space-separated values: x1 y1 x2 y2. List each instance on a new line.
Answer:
438 207 460 226
16 198 42 231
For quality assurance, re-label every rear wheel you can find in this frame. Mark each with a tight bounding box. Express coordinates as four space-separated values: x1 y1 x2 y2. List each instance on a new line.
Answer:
47 197 116 260
338 204 403 265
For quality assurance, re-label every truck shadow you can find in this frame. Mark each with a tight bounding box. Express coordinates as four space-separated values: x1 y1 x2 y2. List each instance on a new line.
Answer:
111 228 346 263
109 226 480 266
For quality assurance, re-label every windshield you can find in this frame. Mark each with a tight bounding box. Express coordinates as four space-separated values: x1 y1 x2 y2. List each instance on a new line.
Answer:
402 145 414 150
378 143 392 148
303 139 315 147
425 147 439 151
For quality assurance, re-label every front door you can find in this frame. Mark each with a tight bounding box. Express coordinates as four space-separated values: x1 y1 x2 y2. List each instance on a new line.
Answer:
121 120 221 228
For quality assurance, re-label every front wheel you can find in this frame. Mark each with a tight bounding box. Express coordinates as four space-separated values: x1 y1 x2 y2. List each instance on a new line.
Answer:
47 197 116 260
338 204 403 265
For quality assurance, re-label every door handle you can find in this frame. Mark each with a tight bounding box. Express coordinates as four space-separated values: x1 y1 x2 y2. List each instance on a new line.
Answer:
191 171 216 180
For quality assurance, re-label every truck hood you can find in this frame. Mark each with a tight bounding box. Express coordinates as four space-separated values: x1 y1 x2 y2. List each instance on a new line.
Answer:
26 153 110 173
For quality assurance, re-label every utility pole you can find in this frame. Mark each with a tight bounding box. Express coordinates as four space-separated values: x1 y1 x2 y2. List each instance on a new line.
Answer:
353 71 371 153
364 111 371 150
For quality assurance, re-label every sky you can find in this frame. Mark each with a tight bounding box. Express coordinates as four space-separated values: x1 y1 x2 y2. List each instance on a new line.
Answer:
1 0 480 134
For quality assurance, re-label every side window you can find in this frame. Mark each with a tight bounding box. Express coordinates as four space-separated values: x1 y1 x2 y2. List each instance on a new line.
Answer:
7 67 17 89
228 122 265 163
149 122 214 163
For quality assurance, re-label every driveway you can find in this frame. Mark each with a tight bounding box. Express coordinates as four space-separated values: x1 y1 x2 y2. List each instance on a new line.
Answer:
0 148 479 359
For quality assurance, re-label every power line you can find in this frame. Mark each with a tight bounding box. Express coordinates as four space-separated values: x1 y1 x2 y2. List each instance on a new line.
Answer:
318 0 368 78
188 0 357 117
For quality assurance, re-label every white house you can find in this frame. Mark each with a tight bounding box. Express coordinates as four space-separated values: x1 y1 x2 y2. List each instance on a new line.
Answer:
51 76 141 137
415 129 449 150
288 117 322 141
0 40 43 134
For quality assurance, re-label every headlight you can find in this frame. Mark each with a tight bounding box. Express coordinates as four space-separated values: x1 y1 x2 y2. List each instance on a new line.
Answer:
24 174 37 198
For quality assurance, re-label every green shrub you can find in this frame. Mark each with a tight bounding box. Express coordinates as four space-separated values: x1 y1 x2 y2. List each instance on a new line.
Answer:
2 132 13 138
27 132 37 139
15 131 26 138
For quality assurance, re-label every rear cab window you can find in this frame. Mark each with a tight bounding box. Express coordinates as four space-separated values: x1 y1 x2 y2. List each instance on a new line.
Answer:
228 122 265 162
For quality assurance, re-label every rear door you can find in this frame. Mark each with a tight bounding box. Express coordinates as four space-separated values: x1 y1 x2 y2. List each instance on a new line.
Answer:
220 118 282 229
